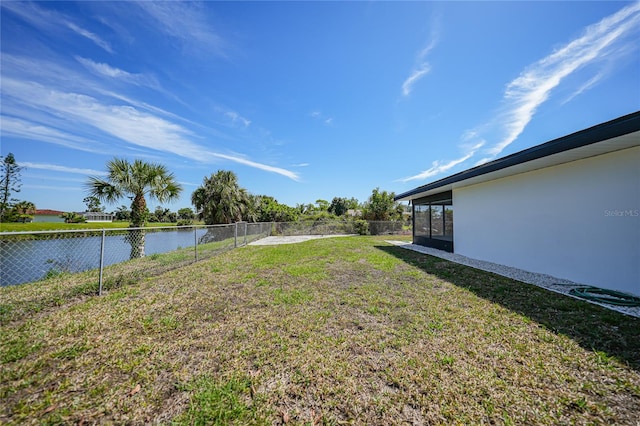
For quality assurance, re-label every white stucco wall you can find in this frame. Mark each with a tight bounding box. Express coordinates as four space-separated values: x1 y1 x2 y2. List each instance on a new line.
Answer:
454 145 640 296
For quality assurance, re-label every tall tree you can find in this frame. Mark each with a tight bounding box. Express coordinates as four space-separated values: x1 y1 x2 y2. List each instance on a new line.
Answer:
177 207 195 220
0 153 23 221
83 196 104 212
254 195 299 222
86 158 182 257
328 197 349 216
363 187 402 221
315 199 330 211
114 205 131 221
191 170 250 224
152 206 172 223
346 197 360 210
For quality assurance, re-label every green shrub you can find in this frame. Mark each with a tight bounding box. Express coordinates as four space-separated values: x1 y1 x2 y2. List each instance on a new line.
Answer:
354 219 369 235
59 212 86 223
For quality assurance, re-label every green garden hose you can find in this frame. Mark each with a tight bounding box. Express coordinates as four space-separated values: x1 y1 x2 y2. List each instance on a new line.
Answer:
569 286 640 307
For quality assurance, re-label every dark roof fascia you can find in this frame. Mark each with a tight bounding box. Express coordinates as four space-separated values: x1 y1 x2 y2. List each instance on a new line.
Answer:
395 111 640 201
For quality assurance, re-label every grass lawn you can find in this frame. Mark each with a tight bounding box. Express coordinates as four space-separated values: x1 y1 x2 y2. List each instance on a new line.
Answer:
0 221 132 232
0 221 203 232
1 236 639 424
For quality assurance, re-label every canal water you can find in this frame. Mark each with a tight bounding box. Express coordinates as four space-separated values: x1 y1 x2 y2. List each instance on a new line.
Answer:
0 228 209 286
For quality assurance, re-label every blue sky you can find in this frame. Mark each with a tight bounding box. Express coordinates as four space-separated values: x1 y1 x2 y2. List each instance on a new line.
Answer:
1 1 639 213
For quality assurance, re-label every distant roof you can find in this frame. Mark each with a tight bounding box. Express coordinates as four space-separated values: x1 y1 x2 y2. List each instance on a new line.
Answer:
35 209 64 215
395 111 640 201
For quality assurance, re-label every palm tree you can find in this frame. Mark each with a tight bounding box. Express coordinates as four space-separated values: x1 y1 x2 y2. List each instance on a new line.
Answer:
86 158 182 257
191 170 249 225
12 200 35 223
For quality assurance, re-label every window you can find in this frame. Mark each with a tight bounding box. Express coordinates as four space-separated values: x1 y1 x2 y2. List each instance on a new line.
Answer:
414 204 430 237
430 205 444 237
412 191 453 252
444 206 454 238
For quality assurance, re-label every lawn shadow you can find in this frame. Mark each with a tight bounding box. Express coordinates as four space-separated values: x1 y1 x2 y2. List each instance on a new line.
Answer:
376 244 640 372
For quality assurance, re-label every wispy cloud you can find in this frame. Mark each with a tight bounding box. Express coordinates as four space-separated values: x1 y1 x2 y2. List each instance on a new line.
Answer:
1 1 63 34
75 57 158 89
0 2 113 53
561 71 606 105
0 4 298 182
309 110 334 126
399 141 484 183
0 116 111 155
402 19 440 97
223 110 251 128
3 77 203 158
27 174 88 183
212 153 300 181
401 2 640 182
3 53 226 146
402 64 432 97
3 77 300 181
482 1 640 159
134 1 227 57
94 88 197 126
66 22 113 53
23 185 82 191
19 162 107 176
2 54 87 90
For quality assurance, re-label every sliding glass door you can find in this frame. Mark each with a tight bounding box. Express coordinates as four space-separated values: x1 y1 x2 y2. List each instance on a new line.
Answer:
412 191 454 252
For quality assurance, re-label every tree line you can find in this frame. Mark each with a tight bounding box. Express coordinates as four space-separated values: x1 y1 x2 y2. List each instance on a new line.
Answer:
1 155 407 226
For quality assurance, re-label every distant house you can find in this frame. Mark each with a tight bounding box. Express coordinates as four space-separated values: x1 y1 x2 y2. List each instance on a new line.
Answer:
83 212 115 222
33 209 65 223
395 111 640 297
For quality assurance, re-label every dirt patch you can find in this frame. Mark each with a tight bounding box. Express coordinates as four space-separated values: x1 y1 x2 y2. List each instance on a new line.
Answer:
249 234 356 245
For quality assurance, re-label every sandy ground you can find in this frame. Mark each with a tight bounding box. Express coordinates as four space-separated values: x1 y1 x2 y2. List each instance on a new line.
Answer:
248 234 356 245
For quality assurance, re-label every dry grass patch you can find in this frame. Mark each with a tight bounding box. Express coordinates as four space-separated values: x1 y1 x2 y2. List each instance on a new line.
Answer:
1 236 639 424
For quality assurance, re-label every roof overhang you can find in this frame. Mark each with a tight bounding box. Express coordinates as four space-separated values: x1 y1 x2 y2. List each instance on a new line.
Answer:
395 111 640 202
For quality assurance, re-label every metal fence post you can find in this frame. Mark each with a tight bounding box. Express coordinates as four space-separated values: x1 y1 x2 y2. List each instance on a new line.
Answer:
244 222 247 245
98 229 106 296
194 226 198 262
234 222 238 248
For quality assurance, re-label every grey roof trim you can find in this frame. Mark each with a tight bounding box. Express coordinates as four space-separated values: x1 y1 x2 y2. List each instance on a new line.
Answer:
395 111 640 201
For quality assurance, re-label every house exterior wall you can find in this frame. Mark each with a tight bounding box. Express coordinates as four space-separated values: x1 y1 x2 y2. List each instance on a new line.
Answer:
453 145 640 296
33 214 65 223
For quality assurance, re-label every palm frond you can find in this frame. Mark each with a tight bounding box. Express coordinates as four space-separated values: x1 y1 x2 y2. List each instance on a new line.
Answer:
85 176 123 204
86 158 182 221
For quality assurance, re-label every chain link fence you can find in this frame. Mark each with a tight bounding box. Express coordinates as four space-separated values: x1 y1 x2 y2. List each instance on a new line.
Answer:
272 220 357 236
0 223 272 292
272 219 412 236
0 220 410 294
